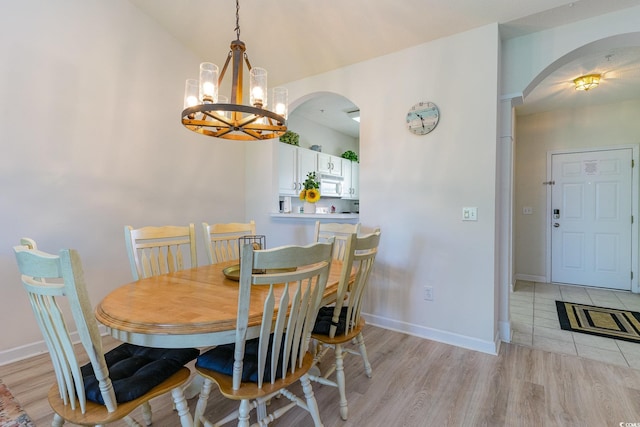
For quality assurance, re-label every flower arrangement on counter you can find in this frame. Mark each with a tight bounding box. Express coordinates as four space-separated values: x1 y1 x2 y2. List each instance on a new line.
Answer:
299 171 320 203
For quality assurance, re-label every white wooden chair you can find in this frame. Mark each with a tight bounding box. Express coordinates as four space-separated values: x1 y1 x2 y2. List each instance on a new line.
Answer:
193 239 335 427
310 230 381 420
202 220 256 264
313 221 360 261
359 225 382 236
13 241 198 427
124 224 197 280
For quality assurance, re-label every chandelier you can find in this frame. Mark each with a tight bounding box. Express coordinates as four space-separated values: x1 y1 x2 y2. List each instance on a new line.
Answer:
573 74 601 91
181 0 287 140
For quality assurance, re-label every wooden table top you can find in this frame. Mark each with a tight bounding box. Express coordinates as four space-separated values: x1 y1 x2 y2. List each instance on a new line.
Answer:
95 260 343 348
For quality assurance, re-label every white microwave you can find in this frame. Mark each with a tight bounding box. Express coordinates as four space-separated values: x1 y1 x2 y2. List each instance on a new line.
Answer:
319 174 344 198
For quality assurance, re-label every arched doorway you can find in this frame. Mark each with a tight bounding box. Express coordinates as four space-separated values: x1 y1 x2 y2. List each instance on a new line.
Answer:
287 92 360 214
501 32 640 349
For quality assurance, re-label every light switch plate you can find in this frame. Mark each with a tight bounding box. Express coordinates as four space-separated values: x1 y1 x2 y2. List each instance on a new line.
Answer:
462 207 478 221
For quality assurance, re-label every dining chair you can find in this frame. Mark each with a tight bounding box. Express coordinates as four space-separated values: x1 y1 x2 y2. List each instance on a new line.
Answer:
359 225 382 236
202 220 256 264
124 224 197 280
310 230 381 420
13 240 199 427
193 238 335 427
314 221 360 261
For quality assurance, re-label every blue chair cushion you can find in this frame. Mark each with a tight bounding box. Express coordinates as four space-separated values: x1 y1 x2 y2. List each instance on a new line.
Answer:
312 306 348 336
81 343 199 404
196 335 289 383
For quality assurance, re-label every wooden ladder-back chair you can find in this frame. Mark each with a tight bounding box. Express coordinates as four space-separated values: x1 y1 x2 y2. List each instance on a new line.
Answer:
193 239 335 427
314 221 360 261
124 224 197 280
13 241 199 427
310 230 381 420
202 220 257 264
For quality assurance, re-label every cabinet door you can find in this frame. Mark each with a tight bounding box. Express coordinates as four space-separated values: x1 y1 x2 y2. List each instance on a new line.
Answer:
298 148 318 185
318 153 343 176
341 158 352 198
350 162 359 199
278 143 299 196
317 153 332 175
330 154 343 176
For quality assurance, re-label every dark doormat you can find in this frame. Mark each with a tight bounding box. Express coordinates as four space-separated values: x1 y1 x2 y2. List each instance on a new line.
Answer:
556 300 640 344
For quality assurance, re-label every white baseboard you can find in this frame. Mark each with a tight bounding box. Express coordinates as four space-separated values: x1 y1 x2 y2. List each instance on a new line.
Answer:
362 313 499 355
514 273 546 283
0 325 108 366
0 340 50 366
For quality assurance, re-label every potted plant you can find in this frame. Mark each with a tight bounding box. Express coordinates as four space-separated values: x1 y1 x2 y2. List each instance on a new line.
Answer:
279 130 299 146
341 150 358 162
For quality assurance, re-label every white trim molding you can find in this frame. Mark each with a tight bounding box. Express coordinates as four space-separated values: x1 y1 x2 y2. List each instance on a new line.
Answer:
363 313 499 356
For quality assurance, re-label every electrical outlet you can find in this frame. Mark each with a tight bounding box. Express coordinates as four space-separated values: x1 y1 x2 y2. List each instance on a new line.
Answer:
424 286 434 301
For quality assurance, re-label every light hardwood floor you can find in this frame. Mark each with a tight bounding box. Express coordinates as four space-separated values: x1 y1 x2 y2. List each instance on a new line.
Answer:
2 325 640 426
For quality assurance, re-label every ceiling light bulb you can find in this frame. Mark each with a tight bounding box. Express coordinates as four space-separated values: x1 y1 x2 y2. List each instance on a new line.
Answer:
573 74 601 91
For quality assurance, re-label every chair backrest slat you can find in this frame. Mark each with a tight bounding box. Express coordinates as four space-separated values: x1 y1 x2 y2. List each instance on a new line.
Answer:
330 231 381 338
125 224 197 280
202 221 256 264
314 221 360 261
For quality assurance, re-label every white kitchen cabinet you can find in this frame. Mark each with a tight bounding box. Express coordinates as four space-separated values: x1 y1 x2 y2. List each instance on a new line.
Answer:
340 158 359 199
278 143 317 196
317 153 343 177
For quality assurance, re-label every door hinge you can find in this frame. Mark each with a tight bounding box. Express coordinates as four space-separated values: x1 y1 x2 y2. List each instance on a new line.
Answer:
632 271 634 280
633 215 635 224
632 159 635 168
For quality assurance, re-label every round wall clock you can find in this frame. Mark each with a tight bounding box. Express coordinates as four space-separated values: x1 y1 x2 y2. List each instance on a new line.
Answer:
406 102 440 135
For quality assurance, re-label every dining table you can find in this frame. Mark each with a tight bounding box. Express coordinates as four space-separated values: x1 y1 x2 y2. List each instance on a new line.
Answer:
95 259 344 349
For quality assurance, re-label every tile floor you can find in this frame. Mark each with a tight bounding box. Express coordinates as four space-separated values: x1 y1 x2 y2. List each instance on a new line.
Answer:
510 280 640 370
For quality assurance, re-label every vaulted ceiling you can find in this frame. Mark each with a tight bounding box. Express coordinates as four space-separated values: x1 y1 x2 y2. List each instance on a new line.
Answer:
130 0 640 133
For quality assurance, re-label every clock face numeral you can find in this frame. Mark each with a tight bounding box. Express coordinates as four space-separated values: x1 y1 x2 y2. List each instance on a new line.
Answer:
406 101 439 135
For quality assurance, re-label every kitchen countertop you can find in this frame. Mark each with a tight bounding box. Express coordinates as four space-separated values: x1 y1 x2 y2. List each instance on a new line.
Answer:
270 213 359 220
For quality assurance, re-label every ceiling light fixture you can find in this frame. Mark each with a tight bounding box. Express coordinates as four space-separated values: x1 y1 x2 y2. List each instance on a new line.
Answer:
573 74 601 91
181 0 287 140
347 110 360 122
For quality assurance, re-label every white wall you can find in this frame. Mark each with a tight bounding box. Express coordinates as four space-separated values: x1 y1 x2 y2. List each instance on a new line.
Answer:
287 114 358 157
0 0 247 360
248 24 502 353
514 99 640 279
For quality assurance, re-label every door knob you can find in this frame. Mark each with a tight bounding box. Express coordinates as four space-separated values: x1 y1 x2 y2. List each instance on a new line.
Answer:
553 223 560 228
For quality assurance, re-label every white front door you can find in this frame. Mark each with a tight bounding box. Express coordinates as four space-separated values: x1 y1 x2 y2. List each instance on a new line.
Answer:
551 148 633 290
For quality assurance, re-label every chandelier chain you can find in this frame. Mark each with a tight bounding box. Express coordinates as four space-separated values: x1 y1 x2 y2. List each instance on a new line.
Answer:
235 0 241 40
